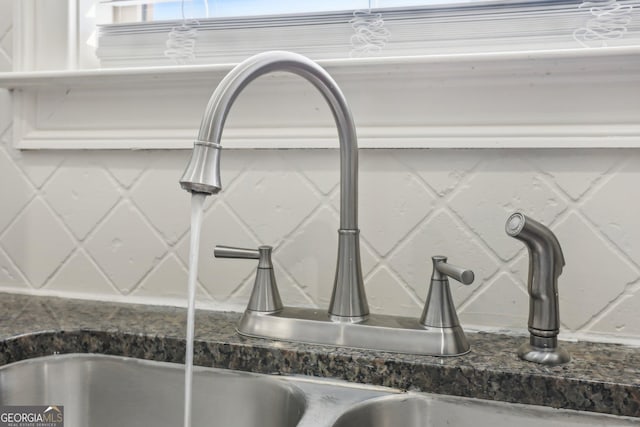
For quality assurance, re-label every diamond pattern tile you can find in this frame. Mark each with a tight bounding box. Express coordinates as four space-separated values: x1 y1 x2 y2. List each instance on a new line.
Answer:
365 267 421 318
588 290 640 336
85 201 167 294
581 157 640 265
14 151 66 189
388 210 500 306
130 153 191 244
275 206 338 307
530 149 620 200
395 149 480 196
45 250 117 295
458 273 529 329
100 150 153 189
289 149 340 195
0 149 35 232
274 272 318 307
356 152 436 256
133 254 211 301
449 154 568 261
552 213 639 330
0 246 29 289
0 198 76 287
43 161 121 239
225 152 321 244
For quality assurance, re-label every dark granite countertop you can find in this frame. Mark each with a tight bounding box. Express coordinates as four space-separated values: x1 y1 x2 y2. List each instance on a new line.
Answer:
0 292 638 418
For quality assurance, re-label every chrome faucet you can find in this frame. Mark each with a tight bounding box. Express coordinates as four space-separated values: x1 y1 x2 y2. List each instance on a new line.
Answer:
181 51 475 356
180 51 367 322
505 212 570 365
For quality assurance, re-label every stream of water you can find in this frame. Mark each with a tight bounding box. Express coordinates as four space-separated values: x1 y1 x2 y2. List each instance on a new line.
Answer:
184 192 206 427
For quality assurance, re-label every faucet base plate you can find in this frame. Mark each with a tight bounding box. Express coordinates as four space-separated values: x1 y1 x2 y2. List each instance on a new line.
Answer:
237 307 470 356
518 342 571 366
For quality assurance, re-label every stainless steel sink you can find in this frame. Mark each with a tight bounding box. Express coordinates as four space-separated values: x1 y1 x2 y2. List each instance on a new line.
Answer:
0 354 638 427
331 394 640 427
0 354 306 427
0 354 391 427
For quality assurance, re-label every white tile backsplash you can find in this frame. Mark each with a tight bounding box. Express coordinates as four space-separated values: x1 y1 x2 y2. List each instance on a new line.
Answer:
0 149 35 231
45 250 117 295
0 246 29 289
84 201 168 294
43 160 122 240
133 254 210 301
4 146 636 340
129 152 191 245
0 198 76 288
1 5 640 343
554 212 639 330
357 154 437 257
458 272 529 329
225 153 322 244
365 266 422 318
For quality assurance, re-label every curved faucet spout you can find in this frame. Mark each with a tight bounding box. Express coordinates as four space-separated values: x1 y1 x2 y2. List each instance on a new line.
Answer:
181 51 358 230
180 51 368 320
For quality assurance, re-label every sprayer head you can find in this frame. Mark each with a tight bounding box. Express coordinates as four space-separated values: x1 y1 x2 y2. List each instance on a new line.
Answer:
179 141 222 195
505 212 526 237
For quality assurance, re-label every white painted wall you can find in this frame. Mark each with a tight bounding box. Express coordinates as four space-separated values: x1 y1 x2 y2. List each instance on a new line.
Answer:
1 1 639 343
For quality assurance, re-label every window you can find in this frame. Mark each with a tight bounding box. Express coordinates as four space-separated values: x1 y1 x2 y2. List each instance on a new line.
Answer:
94 1 640 67
105 1 510 23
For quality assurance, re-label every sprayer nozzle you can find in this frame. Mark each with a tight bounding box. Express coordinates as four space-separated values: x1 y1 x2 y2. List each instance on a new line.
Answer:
506 212 526 236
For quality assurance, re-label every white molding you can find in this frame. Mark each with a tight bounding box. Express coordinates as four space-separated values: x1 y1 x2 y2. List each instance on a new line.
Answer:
2 48 640 149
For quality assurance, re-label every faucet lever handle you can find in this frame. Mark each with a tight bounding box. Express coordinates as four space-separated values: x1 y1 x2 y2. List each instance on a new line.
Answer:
214 245 275 269
214 246 260 260
214 245 282 313
433 256 474 285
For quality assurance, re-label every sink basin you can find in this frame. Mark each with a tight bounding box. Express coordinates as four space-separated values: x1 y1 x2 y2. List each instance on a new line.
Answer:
0 354 637 427
331 394 640 427
0 354 306 427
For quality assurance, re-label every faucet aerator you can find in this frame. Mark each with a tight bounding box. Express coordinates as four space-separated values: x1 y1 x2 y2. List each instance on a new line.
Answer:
180 141 223 195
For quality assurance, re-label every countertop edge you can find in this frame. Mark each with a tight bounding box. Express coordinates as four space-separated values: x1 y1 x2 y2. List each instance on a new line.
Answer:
0 293 638 418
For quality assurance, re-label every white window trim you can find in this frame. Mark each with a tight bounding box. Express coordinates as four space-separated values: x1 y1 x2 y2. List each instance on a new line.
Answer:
1 1 640 150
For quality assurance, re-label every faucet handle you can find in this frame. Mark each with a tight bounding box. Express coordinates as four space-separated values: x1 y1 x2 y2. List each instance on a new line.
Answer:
433 256 475 285
214 245 282 313
214 245 274 268
420 256 474 328
214 246 260 259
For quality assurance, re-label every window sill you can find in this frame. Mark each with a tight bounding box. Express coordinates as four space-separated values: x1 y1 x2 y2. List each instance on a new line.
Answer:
1 47 639 149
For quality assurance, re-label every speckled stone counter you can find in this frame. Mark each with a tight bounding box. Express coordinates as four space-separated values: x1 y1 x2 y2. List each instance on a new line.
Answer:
0 292 638 418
